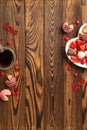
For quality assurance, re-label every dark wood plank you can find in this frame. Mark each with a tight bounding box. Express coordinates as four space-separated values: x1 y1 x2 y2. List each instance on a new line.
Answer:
63 0 82 130
25 0 44 130
82 2 87 130
0 0 26 130
44 1 64 130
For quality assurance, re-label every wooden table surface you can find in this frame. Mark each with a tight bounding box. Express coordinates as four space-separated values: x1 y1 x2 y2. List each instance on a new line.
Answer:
0 0 87 130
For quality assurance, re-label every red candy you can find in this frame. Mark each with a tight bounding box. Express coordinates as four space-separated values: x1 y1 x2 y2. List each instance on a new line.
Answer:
78 44 85 51
14 65 19 71
77 81 81 88
13 30 18 35
67 67 72 71
72 84 78 91
71 78 85 95
81 58 86 64
0 72 5 76
15 91 20 95
11 91 20 96
6 41 12 46
3 23 18 36
11 91 16 96
76 39 83 47
80 78 85 84
76 20 80 25
70 41 77 49
73 73 78 77
71 56 80 63
3 23 10 31
64 36 69 41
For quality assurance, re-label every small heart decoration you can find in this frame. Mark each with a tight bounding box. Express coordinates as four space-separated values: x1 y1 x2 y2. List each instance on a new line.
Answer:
65 23 87 68
62 22 74 33
0 89 11 101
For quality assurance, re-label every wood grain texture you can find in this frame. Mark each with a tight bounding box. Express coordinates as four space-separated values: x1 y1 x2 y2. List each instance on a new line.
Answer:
63 0 82 130
0 0 87 130
25 0 44 130
0 0 26 130
44 0 64 130
82 1 87 129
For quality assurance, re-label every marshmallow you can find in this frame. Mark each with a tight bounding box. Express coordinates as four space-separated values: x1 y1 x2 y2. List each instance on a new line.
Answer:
85 51 87 57
77 51 85 59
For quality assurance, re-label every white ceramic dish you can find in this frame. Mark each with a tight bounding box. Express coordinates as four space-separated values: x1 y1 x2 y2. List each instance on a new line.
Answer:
65 23 87 68
78 23 87 35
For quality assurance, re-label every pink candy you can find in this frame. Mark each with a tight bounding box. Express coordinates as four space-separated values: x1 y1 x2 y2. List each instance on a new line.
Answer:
0 89 11 101
5 77 16 87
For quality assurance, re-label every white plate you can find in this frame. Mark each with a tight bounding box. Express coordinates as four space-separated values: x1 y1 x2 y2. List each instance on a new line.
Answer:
78 23 87 35
65 23 87 68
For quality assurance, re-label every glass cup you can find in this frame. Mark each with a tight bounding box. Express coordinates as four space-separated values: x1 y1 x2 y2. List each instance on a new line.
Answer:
0 45 16 70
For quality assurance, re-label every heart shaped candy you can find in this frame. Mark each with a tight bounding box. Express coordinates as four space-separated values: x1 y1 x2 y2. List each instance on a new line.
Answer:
0 89 11 101
62 22 74 33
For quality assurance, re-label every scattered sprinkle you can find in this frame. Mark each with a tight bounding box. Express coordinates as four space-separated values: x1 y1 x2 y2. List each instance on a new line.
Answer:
11 91 16 96
14 65 19 71
13 30 18 35
3 23 18 36
6 41 12 46
75 20 80 25
67 67 72 71
73 73 78 77
76 93 79 96
0 72 5 76
11 91 20 96
15 91 20 95
64 36 69 41
72 84 77 91
71 78 85 94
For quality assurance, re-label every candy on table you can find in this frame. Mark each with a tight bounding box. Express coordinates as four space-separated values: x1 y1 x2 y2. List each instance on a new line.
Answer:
62 22 74 33
67 48 77 56
0 89 11 101
5 75 16 88
77 51 85 59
